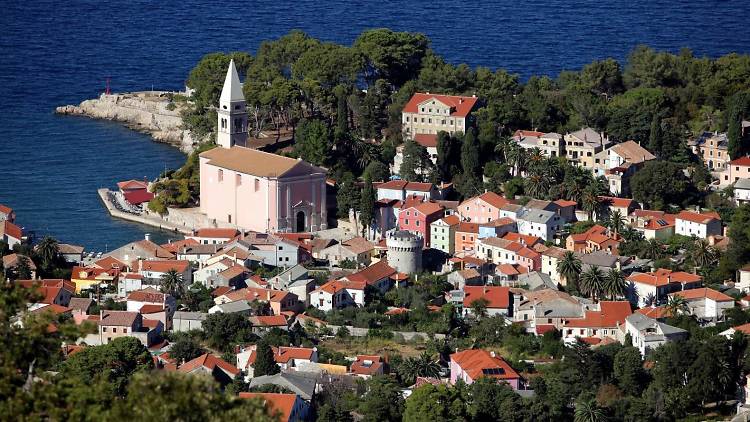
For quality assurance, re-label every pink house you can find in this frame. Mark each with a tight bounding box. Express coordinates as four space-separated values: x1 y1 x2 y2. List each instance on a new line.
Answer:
398 202 444 247
199 61 328 233
449 349 521 389
458 192 514 223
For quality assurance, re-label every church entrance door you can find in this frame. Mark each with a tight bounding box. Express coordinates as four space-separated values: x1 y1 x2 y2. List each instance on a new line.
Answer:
296 211 306 232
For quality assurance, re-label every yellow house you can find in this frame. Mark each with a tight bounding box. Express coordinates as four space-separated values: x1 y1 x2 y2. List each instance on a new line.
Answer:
70 266 118 293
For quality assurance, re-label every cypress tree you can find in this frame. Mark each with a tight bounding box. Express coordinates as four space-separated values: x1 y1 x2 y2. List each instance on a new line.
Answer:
461 128 480 179
436 131 452 183
359 173 376 237
253 340 280 376
727 92 750 159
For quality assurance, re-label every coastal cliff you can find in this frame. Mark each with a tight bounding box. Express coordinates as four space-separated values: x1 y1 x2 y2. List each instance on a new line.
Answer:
55 92 199 153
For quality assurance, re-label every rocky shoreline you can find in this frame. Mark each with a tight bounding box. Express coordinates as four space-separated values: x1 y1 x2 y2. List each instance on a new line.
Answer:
55 91 200 153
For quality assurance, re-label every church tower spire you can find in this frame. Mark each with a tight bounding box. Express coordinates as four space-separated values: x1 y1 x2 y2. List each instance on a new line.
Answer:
217 59 248 149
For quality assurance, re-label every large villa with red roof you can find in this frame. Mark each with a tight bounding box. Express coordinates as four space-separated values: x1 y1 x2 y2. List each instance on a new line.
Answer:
199 60 328 234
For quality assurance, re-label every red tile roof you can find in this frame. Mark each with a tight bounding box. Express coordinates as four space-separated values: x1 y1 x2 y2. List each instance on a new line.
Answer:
345 260 397 285
139 304 166 314
239 393 298 421
127 287 167 303
160 238 200 253
403 93 479 118
627 269 702 287
437 215 461 226
3 221 22 240
211 285 233 297
599 196 635 209
140 260 191 273
315 278 367 294
94 256 128 270
250 315 288 327
247 346 315 366
223 287 291 304
501 232 542 246
636 306 671 319
350 355 384 376
450 349 520 381
729 156 750 166
675 210 721 224
179 353 239 376
670 287 733 302
0 204 12 215
513 130 545 138
414 133 438 148
730 322 750 335
564 301 632 328
377 180 434 192
461 191 514 210
117 180 149 190
456 222 480 234
406 201 444 217
463 286 510 309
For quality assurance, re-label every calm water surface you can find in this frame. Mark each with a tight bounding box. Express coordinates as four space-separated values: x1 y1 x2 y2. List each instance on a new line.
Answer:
1 1 748 250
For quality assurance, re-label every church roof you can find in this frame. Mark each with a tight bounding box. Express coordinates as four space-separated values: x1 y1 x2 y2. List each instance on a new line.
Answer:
200 146 325 178
220 59 245 104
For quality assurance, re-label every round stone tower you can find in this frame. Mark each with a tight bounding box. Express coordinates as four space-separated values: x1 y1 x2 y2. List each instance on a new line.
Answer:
386 230 423 274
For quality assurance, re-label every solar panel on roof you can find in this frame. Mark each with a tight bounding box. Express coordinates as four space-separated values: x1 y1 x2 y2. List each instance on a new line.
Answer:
482 368 505 375
657 219 668 226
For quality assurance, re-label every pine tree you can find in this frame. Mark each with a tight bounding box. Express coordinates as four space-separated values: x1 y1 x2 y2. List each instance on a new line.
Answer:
359 174 376 237
253 340 280 376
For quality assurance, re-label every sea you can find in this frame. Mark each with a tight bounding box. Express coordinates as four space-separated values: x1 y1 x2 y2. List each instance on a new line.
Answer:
2 0 749 252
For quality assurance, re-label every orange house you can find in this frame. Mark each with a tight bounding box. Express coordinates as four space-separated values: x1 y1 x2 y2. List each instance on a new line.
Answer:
455 222 480 253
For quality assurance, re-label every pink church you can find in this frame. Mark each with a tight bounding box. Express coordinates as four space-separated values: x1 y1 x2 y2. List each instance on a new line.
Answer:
199 60 328 233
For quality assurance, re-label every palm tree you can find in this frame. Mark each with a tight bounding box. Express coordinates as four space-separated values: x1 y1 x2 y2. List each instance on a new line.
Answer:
580 266 606 301
494 136 513 162
557 251 582 290
580 185 601 221
641 239 665 260
666 295 689 316
398 352 441 384
36 236 59 269
524 174 550 199
607 210 626 238
691 238 717 268
574 399 607 422
605 269 627 300
160 269 184 298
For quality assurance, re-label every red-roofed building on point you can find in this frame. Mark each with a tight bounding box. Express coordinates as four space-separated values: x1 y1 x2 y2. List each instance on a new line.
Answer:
450 349 521 389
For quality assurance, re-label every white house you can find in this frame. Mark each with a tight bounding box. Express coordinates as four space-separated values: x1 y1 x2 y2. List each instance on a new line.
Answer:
626 269 703 307
541 246 567 286
738 265 750 294
138 260 193 287
186 228 239 245
734 179 750 206
674 210 722 238
624 313 688 356
194 258 234 286
669 288 735 321
516 208 565 241
237 345 318 380
309 279 366 312
376 180 438 201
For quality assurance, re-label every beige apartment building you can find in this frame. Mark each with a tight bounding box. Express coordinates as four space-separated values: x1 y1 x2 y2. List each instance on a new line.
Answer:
513 130 564 157
688 131 730 173
401 92 479 137
563 128 613 169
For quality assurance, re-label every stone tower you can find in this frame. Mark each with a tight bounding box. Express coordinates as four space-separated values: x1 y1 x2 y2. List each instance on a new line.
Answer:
386 230 423 274
217 59 248 149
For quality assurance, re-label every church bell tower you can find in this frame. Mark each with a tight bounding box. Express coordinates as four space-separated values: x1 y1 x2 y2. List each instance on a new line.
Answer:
217 59 248 148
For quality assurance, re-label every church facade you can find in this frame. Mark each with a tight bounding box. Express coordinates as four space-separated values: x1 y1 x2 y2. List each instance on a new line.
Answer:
199 60 328 233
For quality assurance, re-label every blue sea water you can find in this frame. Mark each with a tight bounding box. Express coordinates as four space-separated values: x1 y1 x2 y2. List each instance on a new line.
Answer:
1 0 749 251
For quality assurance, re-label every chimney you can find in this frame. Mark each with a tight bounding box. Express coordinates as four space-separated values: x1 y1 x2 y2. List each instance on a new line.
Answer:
138 258 143 272
490 351 496 358
145 233 151 242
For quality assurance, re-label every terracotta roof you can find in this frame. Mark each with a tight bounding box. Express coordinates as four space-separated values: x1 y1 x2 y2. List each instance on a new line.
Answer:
239 393 298 421
632 209 665 219
461 192 513 211
463 286 510 309
179 353 239 376
94 256 128 270
436 215 460 226
385 307 410 315
496 264 528 276
599 196 635 209
139 304 166 314
675 210 721 224
160 238 200 253
376 180 434 192
501 232 542 246
247 346 314 366
345 260 397 285
609 141 656 164
541 246 568 259
117 180 149 190
100 311 139 327
350 355 384 376
627 269 702 287
315 279 366 295
193 228 239 238
729 156 750 166
340 237 375 255
140 260 190 273
127 287 168 303
211 286 233 297
670 287 733 302
636 306 671 319
483 217 516 227
0 204 12 215
513 129 545 138
2 221 22 240
450 349 520 381
71 266 118 281
249 315 288 327
564 301 632 328
456 222 480 234
200 146 324 178
217 265 246 279
554 199 577 207
730 322 750 335
414 133 438 148
404 201 443 217
403 93 479 117
68 297 93 313
31 303 71 315
223 287 292 304
2 253 36 271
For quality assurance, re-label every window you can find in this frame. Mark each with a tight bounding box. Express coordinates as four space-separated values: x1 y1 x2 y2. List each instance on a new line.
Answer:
254 179 260 191
236 174 241 185
406 116 410 122
416 221 420 227
421 107 424 112
113 328 117 333
421 118 425 123
428 118 432 124
228 214 232 223
102 327 107 332
218 169 223 182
